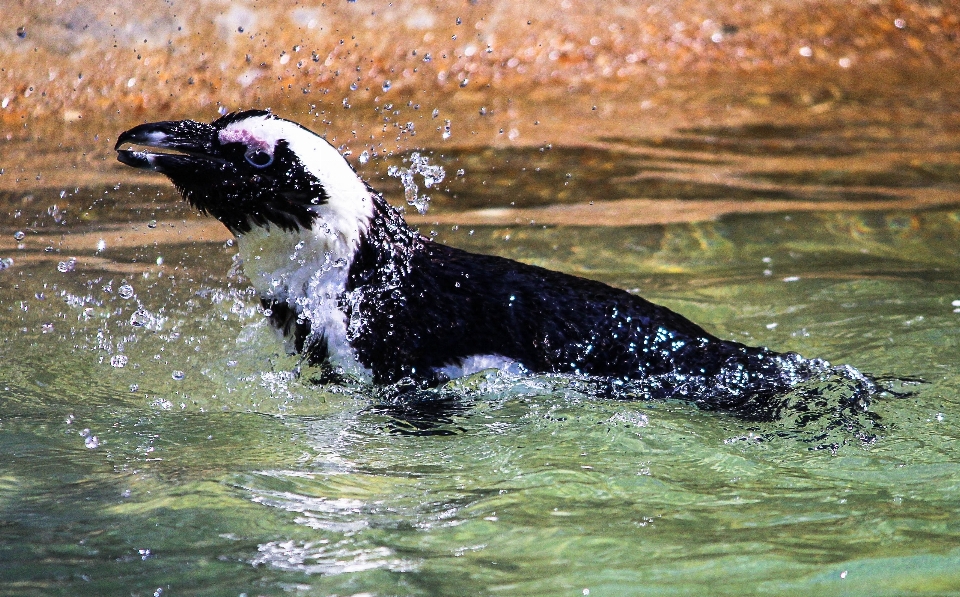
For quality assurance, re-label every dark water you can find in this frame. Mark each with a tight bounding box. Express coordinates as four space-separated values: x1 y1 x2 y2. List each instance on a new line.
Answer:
2 124 960 596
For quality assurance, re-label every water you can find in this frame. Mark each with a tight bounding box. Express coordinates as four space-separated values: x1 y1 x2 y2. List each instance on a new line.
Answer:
2 122 960 596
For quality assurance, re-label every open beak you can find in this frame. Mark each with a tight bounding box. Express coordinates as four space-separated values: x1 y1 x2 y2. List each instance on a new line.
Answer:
115 119 223 173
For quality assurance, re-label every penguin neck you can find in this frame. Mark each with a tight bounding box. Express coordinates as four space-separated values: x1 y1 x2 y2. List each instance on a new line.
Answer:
235 199 375 306
346 194 424 293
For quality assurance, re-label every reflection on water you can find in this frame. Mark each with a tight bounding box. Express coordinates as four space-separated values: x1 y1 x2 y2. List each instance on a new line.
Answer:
3 125 960 595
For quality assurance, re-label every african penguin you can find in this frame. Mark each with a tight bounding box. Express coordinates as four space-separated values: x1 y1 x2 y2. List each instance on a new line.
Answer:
116 109 831 412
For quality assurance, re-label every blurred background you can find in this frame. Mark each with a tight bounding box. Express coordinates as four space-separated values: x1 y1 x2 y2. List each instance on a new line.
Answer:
2 0 959 198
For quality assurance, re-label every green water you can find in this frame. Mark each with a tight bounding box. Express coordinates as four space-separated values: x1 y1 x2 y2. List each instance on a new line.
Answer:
3 133 960 596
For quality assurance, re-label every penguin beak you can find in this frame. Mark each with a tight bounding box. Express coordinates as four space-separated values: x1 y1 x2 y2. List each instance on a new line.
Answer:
115 119 226 174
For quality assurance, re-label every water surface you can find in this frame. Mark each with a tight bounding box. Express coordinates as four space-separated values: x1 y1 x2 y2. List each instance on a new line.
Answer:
2 122 960 596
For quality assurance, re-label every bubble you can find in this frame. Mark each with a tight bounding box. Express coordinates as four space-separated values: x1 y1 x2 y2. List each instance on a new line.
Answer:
0 258 12 271
57 258 77 273
13 231 24 241
85 435 100 449
110 354 128 368
382 80 392 92
118 284 134 299
147 220 157 228
172 370 185 381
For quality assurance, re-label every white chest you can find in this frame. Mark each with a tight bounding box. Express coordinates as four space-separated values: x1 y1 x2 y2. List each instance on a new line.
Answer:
236 224 371 378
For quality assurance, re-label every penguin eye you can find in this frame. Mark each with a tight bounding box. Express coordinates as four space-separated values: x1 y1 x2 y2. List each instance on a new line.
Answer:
244 147 274 168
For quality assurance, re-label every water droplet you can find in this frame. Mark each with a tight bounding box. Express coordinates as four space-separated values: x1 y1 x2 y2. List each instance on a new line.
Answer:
16 26 25 39
358 150 369 164
0 258 12 271
130 309 147 327
172 370 185 381
85 435 100 449
118 284 134 299
57 258 77 273
13 231 24 241
382 80 392 92
237 26 244 33
111 354 128 368
460 78 469 88
456 17 462 25
147 220 157 228
129 383 139 392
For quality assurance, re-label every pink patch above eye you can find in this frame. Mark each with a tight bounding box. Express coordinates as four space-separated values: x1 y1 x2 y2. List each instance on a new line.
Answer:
219 128 272 152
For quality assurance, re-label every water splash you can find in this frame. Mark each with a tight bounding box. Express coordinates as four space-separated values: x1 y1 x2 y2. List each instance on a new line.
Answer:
386 152 445 215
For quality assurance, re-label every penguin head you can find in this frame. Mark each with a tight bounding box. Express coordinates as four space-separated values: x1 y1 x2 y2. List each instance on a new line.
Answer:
116 110 372 236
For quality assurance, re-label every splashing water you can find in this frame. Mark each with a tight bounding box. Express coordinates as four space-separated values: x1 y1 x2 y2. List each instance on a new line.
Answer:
386 152 445 214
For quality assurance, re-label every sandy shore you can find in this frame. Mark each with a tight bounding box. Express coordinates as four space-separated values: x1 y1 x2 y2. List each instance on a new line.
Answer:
3 0 959 134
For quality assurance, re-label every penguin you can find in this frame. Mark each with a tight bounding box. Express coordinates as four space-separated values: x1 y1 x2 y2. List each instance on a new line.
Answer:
116 109 831 413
